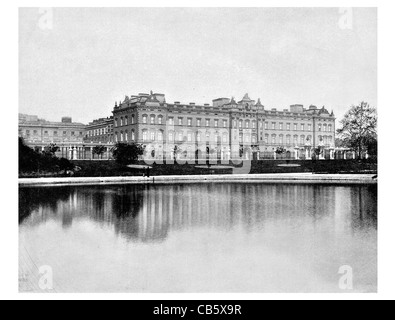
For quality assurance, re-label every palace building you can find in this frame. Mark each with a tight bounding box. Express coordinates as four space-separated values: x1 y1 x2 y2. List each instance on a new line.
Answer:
84 117 114 144
19 114 113 160
18 92 337 161
111 91 336 160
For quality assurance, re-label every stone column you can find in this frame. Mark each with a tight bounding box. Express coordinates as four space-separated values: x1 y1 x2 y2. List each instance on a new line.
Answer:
295 148 299 160
330 149 335 160
274 151 277 160
319 149 325 160
344 151 347 160
306 148 312 160
73 147 78 160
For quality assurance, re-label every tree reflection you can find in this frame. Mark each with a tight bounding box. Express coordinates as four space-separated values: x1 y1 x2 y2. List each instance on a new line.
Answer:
19 183 378 243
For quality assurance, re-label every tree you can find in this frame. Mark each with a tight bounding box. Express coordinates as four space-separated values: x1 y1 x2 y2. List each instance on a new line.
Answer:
337 102 377 159
19 137 74 174
275 147 286 155
312 146 324 159
19 137 40 172
43 143 59 156
92 145 106 159
275 147 287 160
111 142 144 165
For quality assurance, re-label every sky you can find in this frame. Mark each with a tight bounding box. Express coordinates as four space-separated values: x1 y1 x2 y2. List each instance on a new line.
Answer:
19 7 377 124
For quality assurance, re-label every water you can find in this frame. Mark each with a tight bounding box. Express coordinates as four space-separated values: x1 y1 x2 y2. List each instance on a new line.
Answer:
19 183 377 293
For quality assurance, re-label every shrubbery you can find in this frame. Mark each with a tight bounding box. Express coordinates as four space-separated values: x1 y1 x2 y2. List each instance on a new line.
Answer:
111 142 144 165
19 137 74 176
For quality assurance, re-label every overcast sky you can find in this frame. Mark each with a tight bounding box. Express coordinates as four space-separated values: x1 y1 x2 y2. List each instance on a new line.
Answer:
19 7 377 124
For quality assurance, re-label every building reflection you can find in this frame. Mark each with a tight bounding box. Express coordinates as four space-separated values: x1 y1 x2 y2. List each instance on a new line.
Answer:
19 183 377 243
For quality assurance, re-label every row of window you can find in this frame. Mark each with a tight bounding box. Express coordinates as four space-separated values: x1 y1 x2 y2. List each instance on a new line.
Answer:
24 130 83 136
114 114 334 133
87 127 111 137
113 129 333 146
142 116 229 128
114 130 136 143
263 122 333 132
115 114 333 132
264 134 333 146
115 115 135 127
143 130 231 144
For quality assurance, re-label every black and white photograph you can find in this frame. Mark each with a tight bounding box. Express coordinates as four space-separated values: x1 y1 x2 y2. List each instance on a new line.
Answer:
2 0 394 303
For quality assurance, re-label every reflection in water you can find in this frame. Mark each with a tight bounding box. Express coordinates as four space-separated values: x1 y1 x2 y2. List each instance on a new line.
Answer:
19 183 377 293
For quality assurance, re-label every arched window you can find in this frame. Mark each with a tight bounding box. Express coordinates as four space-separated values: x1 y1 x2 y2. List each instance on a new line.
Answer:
301 135 305 145
120 117 124 126
252 121 256 129
142 130 148 142
150 115 156 125
239 120 243 128
294 135 298 145
323 124 327 132
158 116 163 125
115 118 118 127
125 116 128 126
318 124 322 132
279 134 284 145
265 134 269 144
196 132 202 142
131 130 135 141
245 120 250 129
223 133 228 143
150 131 155 141
158 130 164 142
169 131 174 142
252 135 257 144
120 131 124 142
286 135 291 145
215 133 220 144
124 130 128 141
131 114 135 124
272 134 276 144
142 115 148 124
115 132 118 142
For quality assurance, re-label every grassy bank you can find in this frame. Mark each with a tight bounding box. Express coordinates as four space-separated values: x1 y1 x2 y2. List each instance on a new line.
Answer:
18 159 377 178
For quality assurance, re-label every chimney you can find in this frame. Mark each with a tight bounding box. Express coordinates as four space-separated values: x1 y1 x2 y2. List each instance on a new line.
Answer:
62 117 72 123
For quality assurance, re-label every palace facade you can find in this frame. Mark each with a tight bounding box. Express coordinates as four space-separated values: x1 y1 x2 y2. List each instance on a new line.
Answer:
84 117 115 144
18 91 337 161
111 92 336 160
18 114 114 160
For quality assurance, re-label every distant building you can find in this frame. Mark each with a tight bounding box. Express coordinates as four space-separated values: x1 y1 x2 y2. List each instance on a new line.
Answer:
84 117 114 144
18 114 89 160
111 91 336 160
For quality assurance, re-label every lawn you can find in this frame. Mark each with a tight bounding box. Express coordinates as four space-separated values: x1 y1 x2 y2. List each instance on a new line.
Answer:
66 159 377 177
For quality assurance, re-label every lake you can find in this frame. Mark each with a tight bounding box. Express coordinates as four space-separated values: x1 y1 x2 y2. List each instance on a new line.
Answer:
19 183 377 293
